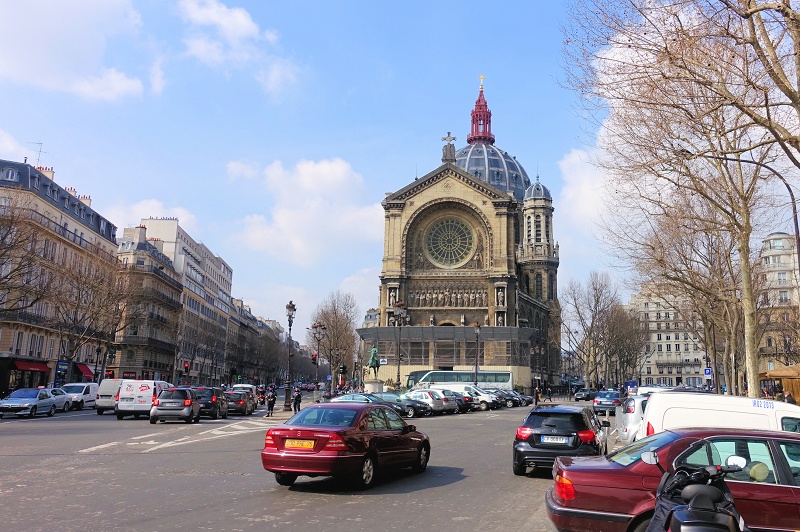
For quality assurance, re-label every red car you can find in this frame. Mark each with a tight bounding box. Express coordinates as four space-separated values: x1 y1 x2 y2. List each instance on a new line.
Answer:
261 402 430 489
546 427 800 532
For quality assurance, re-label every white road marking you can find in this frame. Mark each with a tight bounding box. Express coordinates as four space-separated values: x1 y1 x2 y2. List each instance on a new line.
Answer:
78 442 120 453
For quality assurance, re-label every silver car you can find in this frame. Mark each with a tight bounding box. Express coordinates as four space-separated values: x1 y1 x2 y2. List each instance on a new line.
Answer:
48 387 72 412
149 388 201 424
404 389 447 415
0 388 57 418
615 394 649 446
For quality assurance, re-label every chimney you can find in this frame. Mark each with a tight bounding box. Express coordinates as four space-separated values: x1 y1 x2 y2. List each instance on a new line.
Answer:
65 187 77 197
134 225 147 244
36 166 55 180
79 194 91 207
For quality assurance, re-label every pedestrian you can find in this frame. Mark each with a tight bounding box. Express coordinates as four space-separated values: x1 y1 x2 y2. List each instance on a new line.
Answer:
266 389 277 416
534 387 540 406
786 391 797 405
292 386 302 413
546 387 553 402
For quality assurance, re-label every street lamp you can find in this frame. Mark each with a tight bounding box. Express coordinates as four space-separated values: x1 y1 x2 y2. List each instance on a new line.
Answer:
474 324 481 385
392 300 408 389
284 300 296 412
94 346 101 383
308 321 327 387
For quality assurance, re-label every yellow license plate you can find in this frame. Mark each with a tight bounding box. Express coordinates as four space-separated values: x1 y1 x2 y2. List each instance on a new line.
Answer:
285 439 314 449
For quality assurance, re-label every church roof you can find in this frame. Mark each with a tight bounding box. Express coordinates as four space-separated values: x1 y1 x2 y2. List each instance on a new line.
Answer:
453 85 532 201
524 176 552 200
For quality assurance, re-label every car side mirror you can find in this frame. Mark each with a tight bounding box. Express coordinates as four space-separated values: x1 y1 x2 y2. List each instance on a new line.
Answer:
404 425 416 433
726 455 746 468
641 450 659 465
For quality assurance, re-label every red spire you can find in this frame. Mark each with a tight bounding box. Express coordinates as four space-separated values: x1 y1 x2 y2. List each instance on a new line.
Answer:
467 81 495 145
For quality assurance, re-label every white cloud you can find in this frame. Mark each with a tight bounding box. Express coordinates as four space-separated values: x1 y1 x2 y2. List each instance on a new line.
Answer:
340 267 381 317
232 158 384 265
69 68 143 101
0 129 35 163
149 58 165 95
104 199 198 235
0 1 144 101
178 0 300 95
226 160 259 180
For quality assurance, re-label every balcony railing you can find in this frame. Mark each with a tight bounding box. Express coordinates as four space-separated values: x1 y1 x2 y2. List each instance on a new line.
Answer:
119 335 176 353
120 264 183 291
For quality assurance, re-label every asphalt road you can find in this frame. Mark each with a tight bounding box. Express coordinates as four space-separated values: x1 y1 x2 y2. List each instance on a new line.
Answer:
0 403 563 532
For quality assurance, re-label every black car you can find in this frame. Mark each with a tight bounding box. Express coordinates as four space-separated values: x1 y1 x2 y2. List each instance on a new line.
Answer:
225 391 252 415
487 389 522 407
437 389 474 413
192 386 229 419
328 393 408 417
512 404 609 476
371 392 432 418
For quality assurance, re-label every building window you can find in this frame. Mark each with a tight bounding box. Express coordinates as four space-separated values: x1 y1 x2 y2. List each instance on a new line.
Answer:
666 344 672 351
657 344 662 352
646 367 651 374
657 334 662 341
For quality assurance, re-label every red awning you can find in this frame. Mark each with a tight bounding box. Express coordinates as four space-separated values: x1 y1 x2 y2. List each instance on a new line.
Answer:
75 363 94 379
13 360 51 372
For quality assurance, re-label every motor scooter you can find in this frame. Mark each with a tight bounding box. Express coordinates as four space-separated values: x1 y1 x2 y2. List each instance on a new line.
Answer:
643 447 749 532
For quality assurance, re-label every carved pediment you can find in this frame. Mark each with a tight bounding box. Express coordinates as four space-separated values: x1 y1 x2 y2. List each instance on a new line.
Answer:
383 163 510 206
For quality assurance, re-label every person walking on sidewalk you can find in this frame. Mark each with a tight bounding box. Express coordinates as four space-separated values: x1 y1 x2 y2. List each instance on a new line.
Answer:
546 387 553 402
292 387 303 413
265 389 277 416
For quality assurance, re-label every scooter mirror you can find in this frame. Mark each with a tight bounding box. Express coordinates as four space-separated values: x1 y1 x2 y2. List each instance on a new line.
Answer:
726 455 746 468
641 450 659 465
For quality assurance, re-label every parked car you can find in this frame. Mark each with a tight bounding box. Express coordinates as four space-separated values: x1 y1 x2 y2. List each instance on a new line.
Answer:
96 378 123 415
371 391 432 418
48 387 72 412
225 391 252 415
592 390 621 416
615 394 649 447
432 389 461 414
440 389 475 413
191 386 229 419
574 388 598 401
508 390 533 406
61 382 99 410
261 402 430 489
403 389 447 414
487 388 522 407
0 388 57 418
149 387 201 424
329 393 407 417
546 427 800 532
513 404 609 476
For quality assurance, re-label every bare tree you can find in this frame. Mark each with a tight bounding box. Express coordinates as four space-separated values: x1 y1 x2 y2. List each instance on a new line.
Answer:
307 291 360 384
0 192 56 316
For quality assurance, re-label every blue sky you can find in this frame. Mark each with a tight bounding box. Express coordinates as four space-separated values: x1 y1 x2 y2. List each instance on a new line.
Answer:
0 0 611 334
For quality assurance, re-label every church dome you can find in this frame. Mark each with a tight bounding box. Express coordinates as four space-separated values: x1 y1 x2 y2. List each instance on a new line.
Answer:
453 85 532 201
524 177 552 200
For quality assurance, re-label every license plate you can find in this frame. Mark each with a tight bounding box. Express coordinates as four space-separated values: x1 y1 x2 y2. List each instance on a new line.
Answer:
541 435 569 444
285 439 314 449
121 397 133 402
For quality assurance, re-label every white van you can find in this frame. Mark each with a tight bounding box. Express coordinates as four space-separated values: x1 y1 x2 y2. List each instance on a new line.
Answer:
426 383 498 411
637 392 800 440
116 380 171 419
96 378 124 415
61 382 99 410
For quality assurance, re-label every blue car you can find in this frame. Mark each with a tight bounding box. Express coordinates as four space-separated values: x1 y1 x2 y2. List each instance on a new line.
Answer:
0 388 57 418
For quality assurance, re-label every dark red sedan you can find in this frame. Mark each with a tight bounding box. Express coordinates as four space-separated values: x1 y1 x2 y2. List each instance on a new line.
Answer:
546 427 800 532
261 402 430 489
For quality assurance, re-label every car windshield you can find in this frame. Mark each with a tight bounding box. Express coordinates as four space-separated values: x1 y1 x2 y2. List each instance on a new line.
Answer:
193 389 213 398
62 385 86 393
597 391 619 399
227 392 245 399
526 412 584 430
159 390 189 399
578 388 590 393
606 431 681 466
7 389 38 399
289 407 358 427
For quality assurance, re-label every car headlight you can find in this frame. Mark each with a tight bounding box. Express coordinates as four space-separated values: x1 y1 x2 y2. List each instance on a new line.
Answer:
21 402 30 407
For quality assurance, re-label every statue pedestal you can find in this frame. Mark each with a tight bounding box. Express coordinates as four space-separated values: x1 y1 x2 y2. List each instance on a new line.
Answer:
364 379 384 394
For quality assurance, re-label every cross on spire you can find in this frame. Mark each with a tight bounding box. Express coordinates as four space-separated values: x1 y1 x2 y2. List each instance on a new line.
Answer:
479 74 485 90
441 131 456 145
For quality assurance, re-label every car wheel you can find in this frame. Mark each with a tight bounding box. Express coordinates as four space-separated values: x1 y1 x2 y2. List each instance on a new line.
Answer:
630 518 651 532
184 416 193 424
63 401 71 412
29 406 37 418
77 401 84 411
97 409 104 415
406 406 415 418
193 412 200 423
411 444 430 473
211 408 218 420
47 405 56 417
149 417 157 424
512 462 527 476
479 401 489 411
353 455 376 490
506 400 514 408
274 472 297 486
116 413 124 420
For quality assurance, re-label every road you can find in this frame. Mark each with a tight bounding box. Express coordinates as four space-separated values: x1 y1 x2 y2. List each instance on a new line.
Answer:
0 403 563 532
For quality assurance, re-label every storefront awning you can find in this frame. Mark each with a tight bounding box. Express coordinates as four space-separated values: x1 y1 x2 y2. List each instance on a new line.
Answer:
13 360 51 372
75 363 95 379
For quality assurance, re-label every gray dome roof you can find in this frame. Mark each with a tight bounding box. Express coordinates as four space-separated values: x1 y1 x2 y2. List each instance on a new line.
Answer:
454 143 531 201
524 178 552 200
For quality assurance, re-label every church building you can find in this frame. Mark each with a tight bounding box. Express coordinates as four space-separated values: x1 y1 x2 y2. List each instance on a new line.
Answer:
357 84 561 392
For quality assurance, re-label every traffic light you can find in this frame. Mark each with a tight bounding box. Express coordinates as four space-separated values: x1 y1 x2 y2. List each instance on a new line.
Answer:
339 363 347 374
311 353 317 365
183 362 189 374
237 374 242 381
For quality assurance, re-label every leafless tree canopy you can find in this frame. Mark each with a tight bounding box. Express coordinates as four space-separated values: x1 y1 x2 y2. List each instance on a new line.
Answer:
307 291 360 377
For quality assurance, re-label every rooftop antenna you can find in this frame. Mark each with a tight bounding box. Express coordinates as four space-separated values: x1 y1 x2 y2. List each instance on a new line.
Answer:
27 142 47 166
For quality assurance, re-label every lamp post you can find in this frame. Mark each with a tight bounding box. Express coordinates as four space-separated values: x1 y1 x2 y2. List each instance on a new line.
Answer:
284 300 296 412
94 346 101 383
392 300 407 390
473 324 481 385
308 321 327 386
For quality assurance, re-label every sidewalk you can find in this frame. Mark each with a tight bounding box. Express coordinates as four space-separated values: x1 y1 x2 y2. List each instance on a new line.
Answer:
256 404 301 421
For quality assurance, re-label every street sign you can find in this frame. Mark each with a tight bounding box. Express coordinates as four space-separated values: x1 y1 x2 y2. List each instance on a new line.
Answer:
327 375 332 380
704 367 712 377
379 358 388 365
